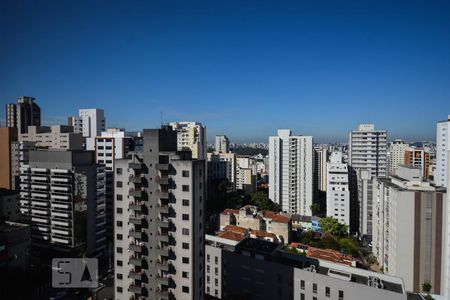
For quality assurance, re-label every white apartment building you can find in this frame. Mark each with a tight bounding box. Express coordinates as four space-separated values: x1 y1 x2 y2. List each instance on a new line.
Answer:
236 156 257 193
436 115 450 187
170 121 207 160
19 150 107 256
443 150 450 299
326 152 350 227
207 152 236 185
19 125 83 150
372 165 446 293
114 127 205 300
269 129 313 215
215 135 230 153
348 124 387 237
68 108 105 139
388 139 408 175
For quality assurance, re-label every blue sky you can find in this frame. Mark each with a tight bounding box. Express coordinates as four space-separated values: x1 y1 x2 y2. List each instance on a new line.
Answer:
1 0 449 143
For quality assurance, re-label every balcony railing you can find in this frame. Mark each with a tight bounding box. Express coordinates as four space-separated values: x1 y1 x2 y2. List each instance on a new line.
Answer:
129 202 144 211
129 162 142 170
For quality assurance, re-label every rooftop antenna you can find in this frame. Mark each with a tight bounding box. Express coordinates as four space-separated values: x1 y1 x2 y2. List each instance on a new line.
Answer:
160 111 163 126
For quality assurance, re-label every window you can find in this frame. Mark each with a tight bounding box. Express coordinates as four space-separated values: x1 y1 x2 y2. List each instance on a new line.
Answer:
207 254 210 262
300 293 305 300
182 242 189 249
182 271 189 278
116 247 123 253
207 265 210 273
182 257 189 264
182 286 189 293
117 260 123 266
215 256 218 264
116 208 123 214
117 273 123 280
182 228 189 235
182 170 190 177
116 194 123 201
300 280 305 290
116 181 123 188
117 234 123 240
182 185 189 192
313 283 317 293
117 286 123 293
182 199 189 206
116 168 122 175
339 290 344 300
215 278 218 286
182 214 189 221
117 221 123 227
326 287 330 297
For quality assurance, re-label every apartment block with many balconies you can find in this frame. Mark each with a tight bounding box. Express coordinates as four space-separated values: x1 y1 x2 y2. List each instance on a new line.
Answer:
114 126 205 300
19 150 107 257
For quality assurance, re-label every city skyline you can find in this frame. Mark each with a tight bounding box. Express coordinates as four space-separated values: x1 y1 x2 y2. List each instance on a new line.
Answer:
1 1 450 143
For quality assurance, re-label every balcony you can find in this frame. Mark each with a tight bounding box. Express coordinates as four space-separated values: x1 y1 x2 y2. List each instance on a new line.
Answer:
156 204 169 214
155 288 170 300
129 242 144 252
155 246 169 257
155 218 169 228
155 163 169 171
129 271 143 280
129 189 143 198
129 202 144 211
129 215 144 225
156 274 170 285
156 176 169 185
157 190 169 200
129 229 143 239
156 260 169 272
128 284 143 294
156 232 169 243
129 256 143 267
129 175 143 184
129 162 142 170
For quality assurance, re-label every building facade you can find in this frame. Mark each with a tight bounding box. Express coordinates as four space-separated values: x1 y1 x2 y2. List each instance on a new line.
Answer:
269 129 313 215
326 152 350 227
236 156 257 193
170 121 207 160
19 150 107 257
372 165 446 293
388 139 408 175
68 108 106 139
314 146 328 193
435 115 450 187
19 125 83 150
215 135 230 153
0 128 18 190
404 148 430 179
6 96 41 134
114 127 206 300
348 124 387 238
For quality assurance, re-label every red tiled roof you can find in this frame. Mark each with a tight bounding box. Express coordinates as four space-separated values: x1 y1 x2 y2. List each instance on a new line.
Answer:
216 231 246 242
250 230 278 240
223 225 248 235
290 243 353 266
262 210 291 224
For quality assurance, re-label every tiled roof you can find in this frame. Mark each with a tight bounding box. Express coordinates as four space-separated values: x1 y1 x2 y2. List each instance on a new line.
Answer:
290 243 354 266
262 211 291 224
216 231 246 242
223 225 248 235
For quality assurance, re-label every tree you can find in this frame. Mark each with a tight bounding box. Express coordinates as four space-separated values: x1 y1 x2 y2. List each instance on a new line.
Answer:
422 282 432 293
310 203 320 216
250 192 282 212
319 217 349 236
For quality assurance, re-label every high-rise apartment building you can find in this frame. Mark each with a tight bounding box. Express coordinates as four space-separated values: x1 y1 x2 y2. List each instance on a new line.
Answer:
404 148 430 179
269 129 313 215
19 150 107 257
170 121 207 160
436 115 450 187
0 128 18 190
388 139 408 175
372 165 446 293
235 156 257 193
348 124 387 238
68 108 106 140
443 151 450 299
215 135 230 153
19 125 83 149
114 126 206 300
314 147 328 193
326 152 350 227
207 152 236 186
6 96 41 134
